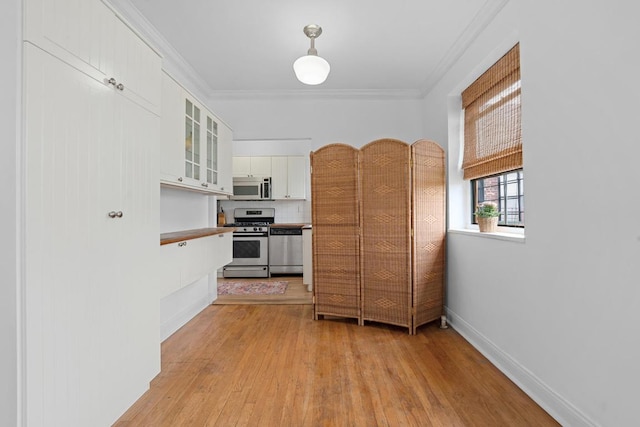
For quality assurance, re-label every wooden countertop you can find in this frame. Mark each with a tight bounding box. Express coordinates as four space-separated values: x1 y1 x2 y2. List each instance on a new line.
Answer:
270 223 309 229
160 227 235 246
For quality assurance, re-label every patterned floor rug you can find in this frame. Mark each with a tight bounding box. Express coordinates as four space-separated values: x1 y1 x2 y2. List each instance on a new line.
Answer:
217 281 288 296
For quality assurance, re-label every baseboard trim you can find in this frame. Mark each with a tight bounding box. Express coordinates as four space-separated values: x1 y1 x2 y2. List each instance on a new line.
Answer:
445 308 597 427
160 296 210 342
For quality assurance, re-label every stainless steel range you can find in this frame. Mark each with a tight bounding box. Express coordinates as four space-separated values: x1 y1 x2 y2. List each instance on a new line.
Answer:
222 208 275 278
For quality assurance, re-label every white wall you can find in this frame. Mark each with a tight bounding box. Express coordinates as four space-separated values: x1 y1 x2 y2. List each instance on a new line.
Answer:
211 96 426 223
423 2 640 426
1 1 21 425
209 96 425 151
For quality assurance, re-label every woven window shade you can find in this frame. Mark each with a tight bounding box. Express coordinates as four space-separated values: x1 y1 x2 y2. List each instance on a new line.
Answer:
461 43 521 180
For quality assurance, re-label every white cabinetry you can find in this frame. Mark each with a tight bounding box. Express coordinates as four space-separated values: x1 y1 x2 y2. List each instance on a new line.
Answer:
160 72 232 195
214 232 234 267
159 232 233 298
24 0 161 113
271 156 306 199
232 156 272 177
23 34 160 427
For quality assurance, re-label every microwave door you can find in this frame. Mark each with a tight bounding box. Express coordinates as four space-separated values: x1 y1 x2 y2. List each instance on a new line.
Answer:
233 183 260 199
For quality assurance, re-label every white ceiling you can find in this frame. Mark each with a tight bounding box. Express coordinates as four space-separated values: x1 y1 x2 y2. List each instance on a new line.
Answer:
124 0 505 96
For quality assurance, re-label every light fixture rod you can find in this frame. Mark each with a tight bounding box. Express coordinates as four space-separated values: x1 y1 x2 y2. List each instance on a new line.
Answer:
308 38 317 56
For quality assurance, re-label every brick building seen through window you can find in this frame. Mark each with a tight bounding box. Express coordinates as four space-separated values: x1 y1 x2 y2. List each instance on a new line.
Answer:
472 169 524 227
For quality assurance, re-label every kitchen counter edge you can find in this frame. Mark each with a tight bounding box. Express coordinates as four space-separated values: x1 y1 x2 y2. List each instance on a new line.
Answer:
270 223 310 229
160 227 235 246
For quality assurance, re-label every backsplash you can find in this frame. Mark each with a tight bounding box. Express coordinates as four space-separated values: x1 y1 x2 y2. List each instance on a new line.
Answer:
219 199 311 224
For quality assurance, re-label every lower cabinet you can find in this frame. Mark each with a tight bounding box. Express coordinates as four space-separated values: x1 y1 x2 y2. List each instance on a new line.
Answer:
160 232 232 298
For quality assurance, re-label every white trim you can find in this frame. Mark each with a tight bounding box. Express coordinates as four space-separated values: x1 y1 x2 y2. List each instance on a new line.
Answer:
445 308 598 427
208 88 424 101
448 228 525 243
105 0 509 102
421 0 510 97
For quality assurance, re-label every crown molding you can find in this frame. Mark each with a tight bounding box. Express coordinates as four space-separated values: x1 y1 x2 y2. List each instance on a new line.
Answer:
420 0 510 97
106 0 507 103
105 0 213 100
208 88 424 101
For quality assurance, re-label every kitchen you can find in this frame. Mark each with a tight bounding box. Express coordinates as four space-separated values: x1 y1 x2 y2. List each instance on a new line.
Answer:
159 137 314 338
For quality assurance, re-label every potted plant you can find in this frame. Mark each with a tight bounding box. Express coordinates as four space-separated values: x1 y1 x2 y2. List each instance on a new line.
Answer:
475 201 501 232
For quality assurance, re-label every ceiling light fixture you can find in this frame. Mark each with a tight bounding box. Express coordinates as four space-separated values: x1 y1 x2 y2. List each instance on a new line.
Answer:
293 24 330 85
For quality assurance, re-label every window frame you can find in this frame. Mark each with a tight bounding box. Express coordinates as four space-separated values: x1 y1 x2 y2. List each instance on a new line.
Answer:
471 169 524 228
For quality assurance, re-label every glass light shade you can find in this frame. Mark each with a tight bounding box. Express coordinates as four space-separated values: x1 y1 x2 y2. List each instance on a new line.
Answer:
293 54 330 85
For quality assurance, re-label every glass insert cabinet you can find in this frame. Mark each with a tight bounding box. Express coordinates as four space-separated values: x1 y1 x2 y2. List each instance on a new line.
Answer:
159 71 232 195
184 99 219 187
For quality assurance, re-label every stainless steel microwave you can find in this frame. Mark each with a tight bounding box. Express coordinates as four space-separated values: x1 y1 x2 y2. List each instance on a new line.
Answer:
231 177 272 200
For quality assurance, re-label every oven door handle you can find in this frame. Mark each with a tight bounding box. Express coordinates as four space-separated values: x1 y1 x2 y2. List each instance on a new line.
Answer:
234 233 268 238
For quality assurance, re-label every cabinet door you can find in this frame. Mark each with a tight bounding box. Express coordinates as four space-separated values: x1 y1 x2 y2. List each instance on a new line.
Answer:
111 15 162 113
204 113 219 190
271 156 288 199
233 156 251 177
160 72 185 183
213 232 233 268
24 0 113 83
159 242 184 297
181 236 212 287
24 43 160 426
24 0 161 114
183 95 204 187
271 156 306 199
287 156 307 199
217 122 233 194
250 157 272 177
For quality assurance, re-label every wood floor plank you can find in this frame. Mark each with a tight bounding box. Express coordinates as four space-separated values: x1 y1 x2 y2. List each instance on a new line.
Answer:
115 305 559 426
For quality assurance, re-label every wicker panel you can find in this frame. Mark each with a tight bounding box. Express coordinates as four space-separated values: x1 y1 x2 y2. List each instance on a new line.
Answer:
311 144 360 321
411 140 446 333
360 139 412 330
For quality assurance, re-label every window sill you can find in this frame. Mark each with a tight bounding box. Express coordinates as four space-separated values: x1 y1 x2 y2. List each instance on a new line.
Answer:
448 228 526 243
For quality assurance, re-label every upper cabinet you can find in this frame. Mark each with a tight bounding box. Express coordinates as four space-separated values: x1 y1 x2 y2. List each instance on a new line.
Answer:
271 156 306 199
160 72 232 195
24 0 161 114
232 156 272 177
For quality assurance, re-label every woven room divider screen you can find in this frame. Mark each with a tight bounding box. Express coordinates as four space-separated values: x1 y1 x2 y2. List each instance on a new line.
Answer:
311 144 361 322
311 139 445 334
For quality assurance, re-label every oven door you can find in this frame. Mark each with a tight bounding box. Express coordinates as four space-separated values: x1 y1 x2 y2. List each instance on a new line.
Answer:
223 233 269 277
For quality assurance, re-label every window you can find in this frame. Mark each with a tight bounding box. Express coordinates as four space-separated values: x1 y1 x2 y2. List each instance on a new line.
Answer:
472 169 524 227
462 43 524 228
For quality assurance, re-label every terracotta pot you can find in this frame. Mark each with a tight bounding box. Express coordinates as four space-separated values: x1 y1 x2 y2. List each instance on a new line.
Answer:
477 216 498 232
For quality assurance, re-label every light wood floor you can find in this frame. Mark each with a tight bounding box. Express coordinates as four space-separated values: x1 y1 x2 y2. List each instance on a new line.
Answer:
115 304 558 426
214 275 312 305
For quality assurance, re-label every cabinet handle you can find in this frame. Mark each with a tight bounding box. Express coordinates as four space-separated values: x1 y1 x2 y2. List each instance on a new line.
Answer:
108 211 117 218
106 77 117 86
178 177 183 182
178 241 188 247
116 83 124 91
116 211 123 218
